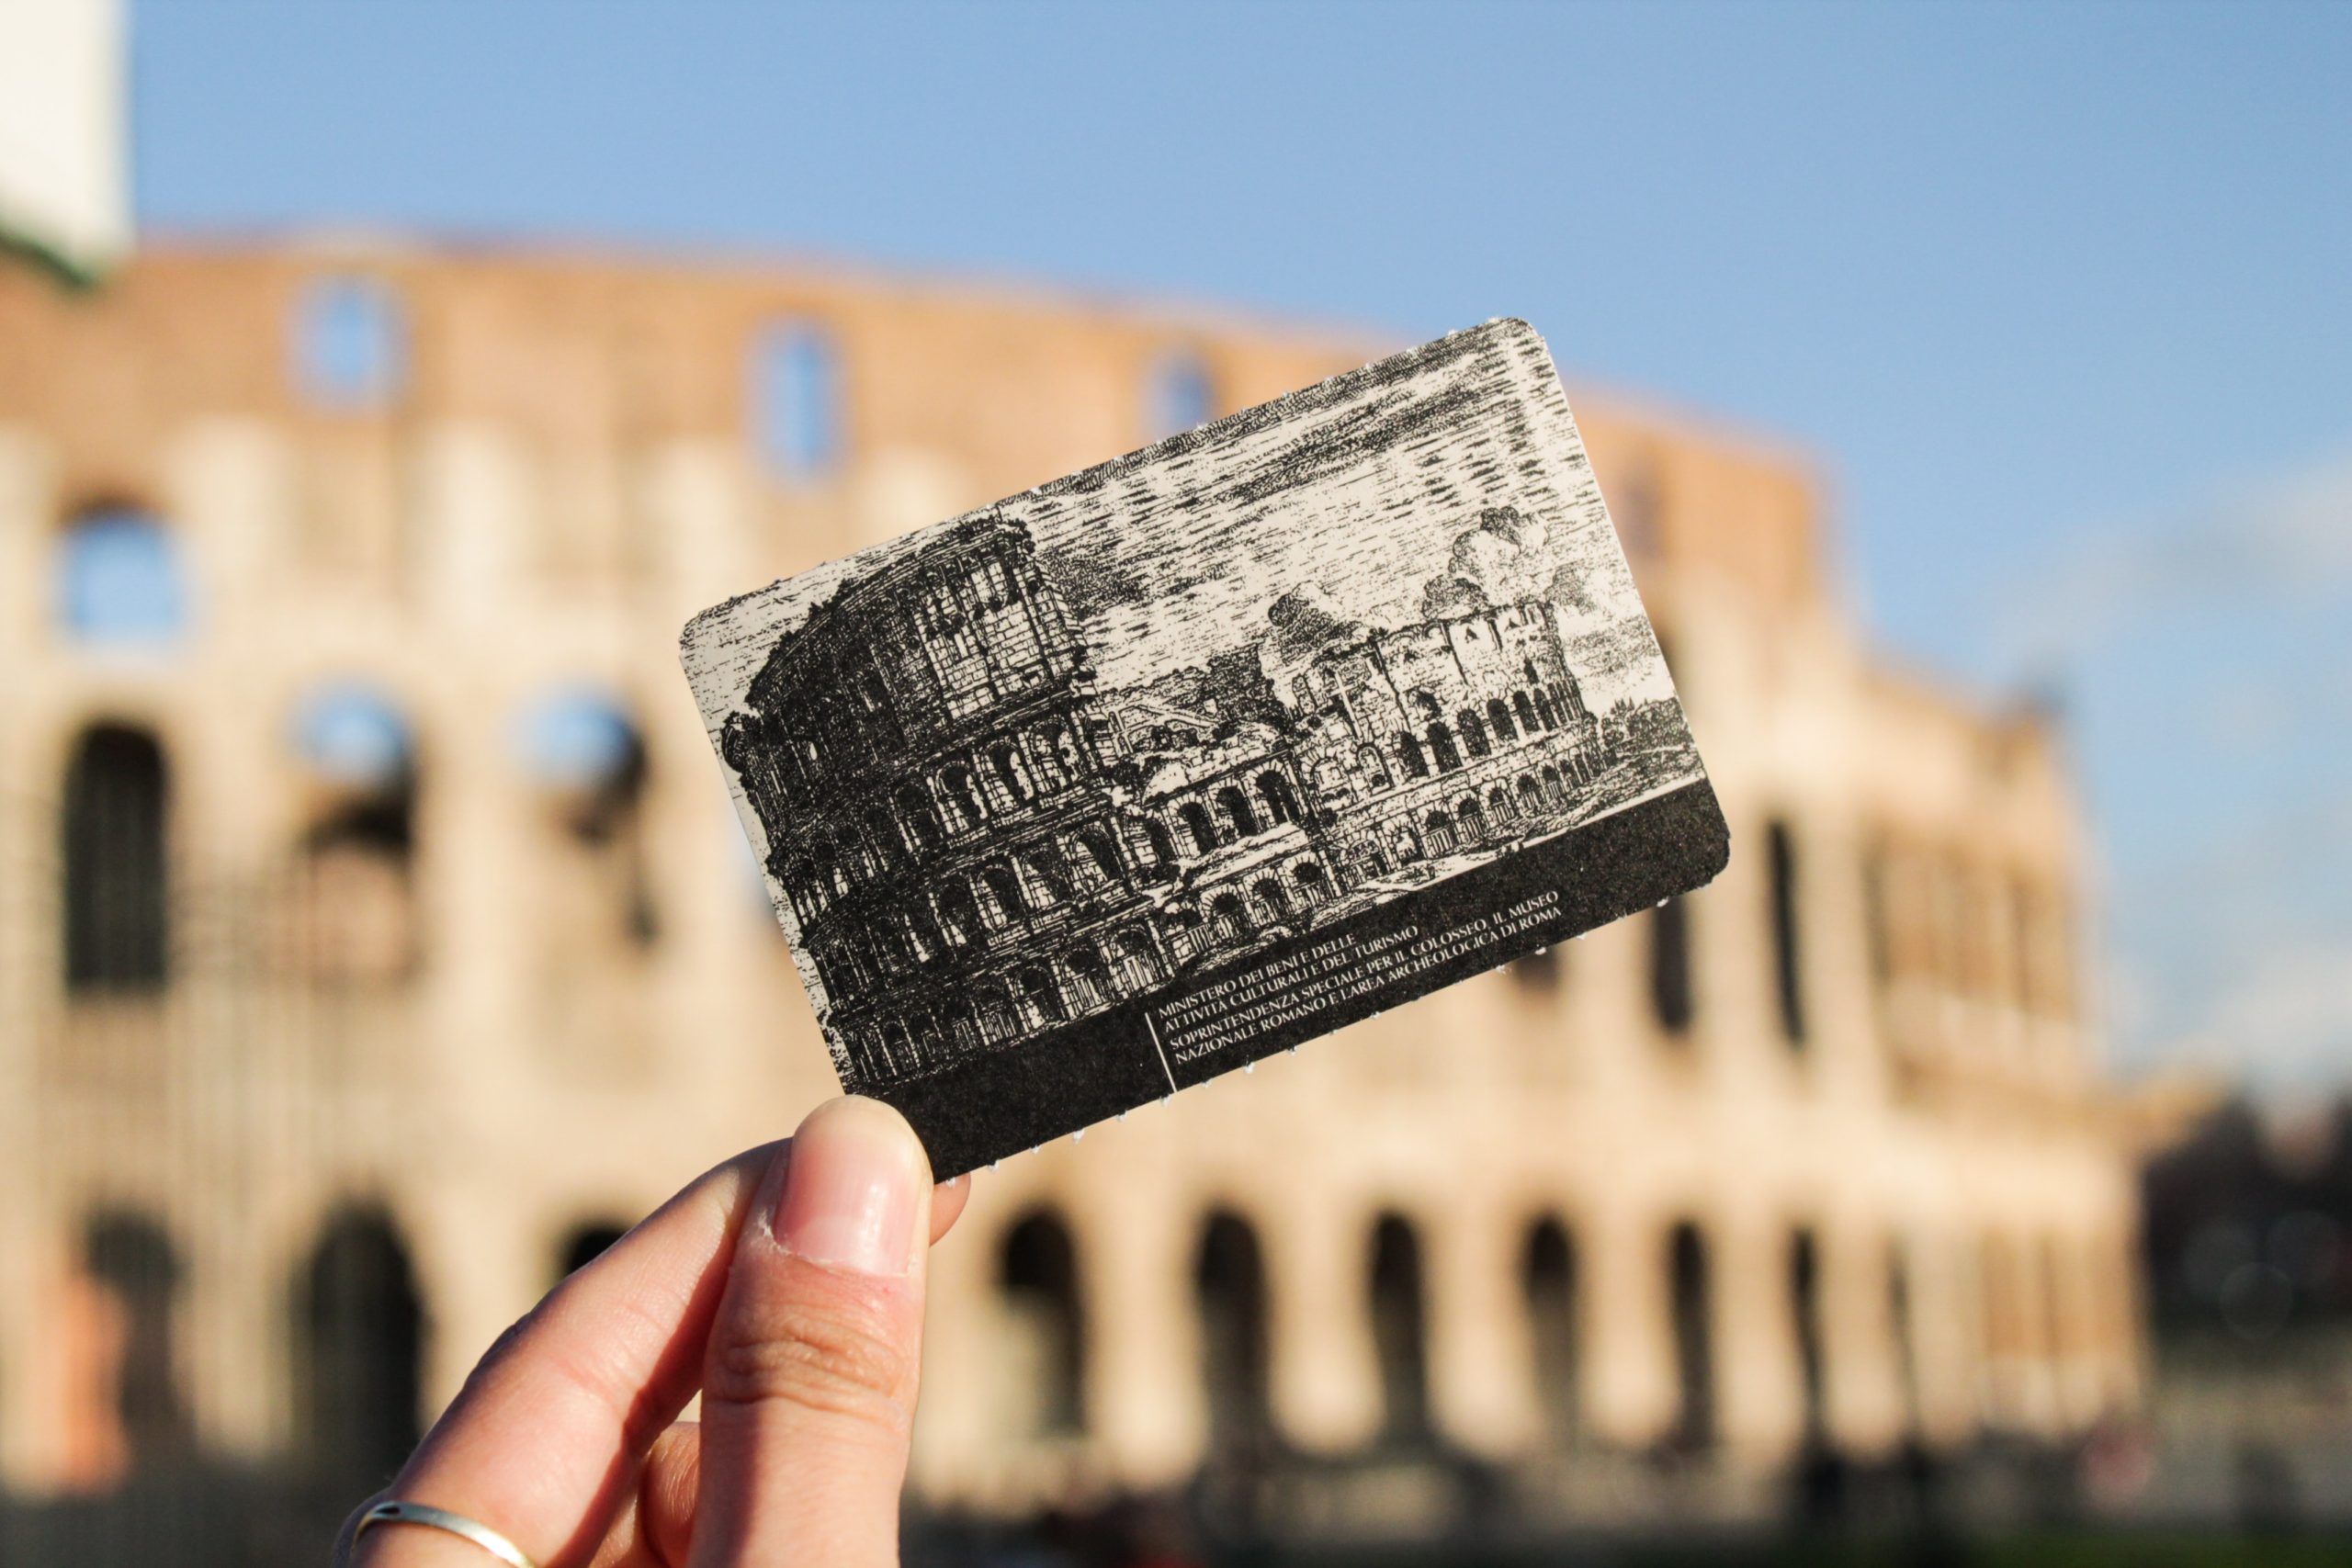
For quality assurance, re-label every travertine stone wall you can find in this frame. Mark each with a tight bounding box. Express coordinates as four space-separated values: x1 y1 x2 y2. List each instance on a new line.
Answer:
0 245 2140 1517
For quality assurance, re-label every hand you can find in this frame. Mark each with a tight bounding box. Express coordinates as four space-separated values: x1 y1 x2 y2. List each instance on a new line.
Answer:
335 1097 971 1567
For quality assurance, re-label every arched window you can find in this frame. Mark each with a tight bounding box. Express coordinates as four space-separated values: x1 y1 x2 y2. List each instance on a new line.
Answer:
1063 943 1111 1012
296 275 406 408
55 505 188 644
1426 721 1461 773
1532 689 1559 730
290 685 420 987
1650 896 1693 1036
1522 1219 1579 1444
84 1212 190 1468
1195 1211 1270 1447
1015 964 1066 1027
1515 773 1544 817
296 1207 424 1487
1142 818 1175 865
1251 875 1291 921
752 319 843 480
1256 770 1301 826
63 725 170 992
1208 892 1251 945
1487 697 1518 744
935 879 985 946
1369 1214 1430 1444
518 691 659 948
1396 730 1430 780
1179 801 1219 855
896 784 946 854
1790 1228 1827 1437
980 863 1027 924
1294 861 1328 904
1513 691 1541 735
940 765 987 829
1078 829 1123 884
1455 794 1486 844
1423 809 1455 855
1487 784 1512 822
1146 349 1215 439
1668 1222 1714 1450
1000 1211 1085 1437
1215 784 1259 840
1768 818 1805 1047
1455 708 1490 757
989 742 1036 807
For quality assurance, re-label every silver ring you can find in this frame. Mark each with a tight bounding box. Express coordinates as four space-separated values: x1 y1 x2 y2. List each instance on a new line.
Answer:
353 1501 539 1567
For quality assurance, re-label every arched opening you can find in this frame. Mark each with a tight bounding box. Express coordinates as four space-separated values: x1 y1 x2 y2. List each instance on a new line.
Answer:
1000 1210 1085 1437
1256 770 1301 826
1147 349 1216 439
1668 1222 1715 1450
1014 964 1066 1028
1423 809 1455 855
1486 697 1518 744
63 724 170 992
989 741 1035 807
1522 1218 1580 1445
1368 1213 1431 1446
1426 720 1462 773
1514 691 1542 735
896 784 946 854
296 275 407 407
1650 896 1693 1036
1215 784 1259 840
752 320 843 481
296 1207 424 1487
980 863 1028 923
1790 1228 1827 1438
554 1219 630 1284
1455 707 1491 757
1194 1211 1271 1448
1768 818 1805 1046
1078 828 1123 884
84 1212 191 1469
1516 773 1544 817
1396 730 1430 780
1293 861 1329 905
1143 818 1176 866
54 503 188 645
1180 801 1219 855
1208 891 1252 946
1251 875 1291 922
289 685 420 987
940 764 987 829
519 692 660 951
1455 794 1486 844
1063 943 1111 1011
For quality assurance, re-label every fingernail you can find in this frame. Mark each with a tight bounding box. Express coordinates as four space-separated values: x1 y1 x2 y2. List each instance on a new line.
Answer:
773 1099 923 1276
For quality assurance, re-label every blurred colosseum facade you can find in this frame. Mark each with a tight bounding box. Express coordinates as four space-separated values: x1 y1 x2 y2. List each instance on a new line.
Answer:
0 243 2143 1533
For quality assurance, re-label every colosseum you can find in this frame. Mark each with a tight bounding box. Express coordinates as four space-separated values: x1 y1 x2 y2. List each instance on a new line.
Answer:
0 240 2143 1542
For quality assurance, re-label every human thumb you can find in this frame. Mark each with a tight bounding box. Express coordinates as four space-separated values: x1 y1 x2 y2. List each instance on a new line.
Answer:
687 1096 933 1568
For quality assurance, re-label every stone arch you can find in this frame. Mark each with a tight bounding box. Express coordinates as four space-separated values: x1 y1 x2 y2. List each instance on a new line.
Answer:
1180 801 1219 854
1396 730 1430 779
1514 690 1542 734
1250 875 1292 922
979 863 1027 924
1062 942 1112 1011
1195 1209 1271 1446
937 764 987 831
988 740 1036 807
1142 818 1176 865
1208 892 1252 945
1667 1221 1715 1450
1356 742 1394 789
1107 927 1162 992
84 1210 191 1468
1256 769 1301 826
1423 809 1456 855
971 983 1018 1045
1541 762 1567 808
1521 1216 1580 1445
1368 1213 1431 1444
1426 720 1462 773
1455 707 1491 758
1487 784 1513 822
55 501 188 644
1455 793 1487 844
64 723 171 992
1516 773 1544 815
895 782 946 854
1293 860 1329 905
1487 696 1519 744
295 1205 424 1485
1215 784 1259 839
1077 826 1123 884
1013 964 1067 1028
1000 1209 1085 1437
1533 688 1561 730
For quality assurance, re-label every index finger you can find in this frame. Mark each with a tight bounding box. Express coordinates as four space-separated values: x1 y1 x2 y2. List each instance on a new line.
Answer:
340 1140 972 1568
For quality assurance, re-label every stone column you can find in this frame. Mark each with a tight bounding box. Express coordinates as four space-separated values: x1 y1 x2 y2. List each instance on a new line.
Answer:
1583 1203 1675 1450
1077 1179 1201 1489
1267 1195 1380 1452
1429 1197 1536 1459
1714 1210 1804 1462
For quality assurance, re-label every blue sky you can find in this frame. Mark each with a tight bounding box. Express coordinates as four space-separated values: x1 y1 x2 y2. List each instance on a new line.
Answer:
130 1 2352 1094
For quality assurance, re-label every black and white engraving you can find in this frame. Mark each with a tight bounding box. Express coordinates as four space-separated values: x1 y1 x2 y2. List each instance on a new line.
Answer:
684 319 1728 1174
